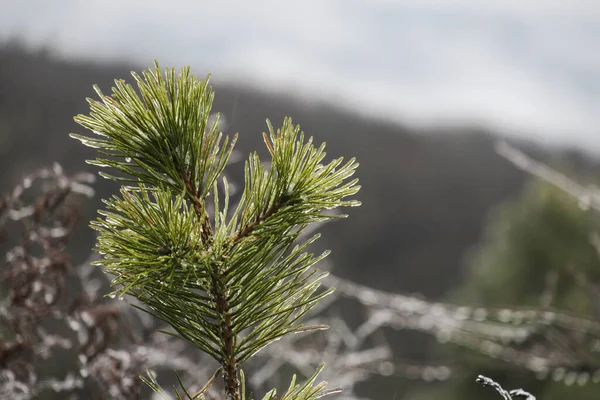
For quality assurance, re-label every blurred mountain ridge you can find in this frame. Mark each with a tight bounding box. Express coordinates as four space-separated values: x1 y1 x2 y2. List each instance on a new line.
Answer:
2 42 599 302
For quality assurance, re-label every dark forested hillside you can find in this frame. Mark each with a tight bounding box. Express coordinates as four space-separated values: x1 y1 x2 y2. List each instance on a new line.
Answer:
2 43 598 299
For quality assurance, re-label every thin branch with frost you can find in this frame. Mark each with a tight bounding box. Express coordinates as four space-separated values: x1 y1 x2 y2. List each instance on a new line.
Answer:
476 375 536 399
495 141 600 211
323 273 600 379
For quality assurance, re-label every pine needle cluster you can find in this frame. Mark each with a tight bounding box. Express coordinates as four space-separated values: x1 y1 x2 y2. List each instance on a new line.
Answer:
71 62 360 400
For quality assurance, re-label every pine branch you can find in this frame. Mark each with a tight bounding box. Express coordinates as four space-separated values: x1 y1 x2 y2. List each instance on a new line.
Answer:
71 62 360 399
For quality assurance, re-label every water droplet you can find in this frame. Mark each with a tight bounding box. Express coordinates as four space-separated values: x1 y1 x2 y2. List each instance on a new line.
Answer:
125 157 132 163
67 318 81 331
553 368 566 381
579 194 591 211
565 371 577 386
436 331 451 343
578 372 590 386
436 366 451 380
473 308 487 321
422 366 436 382
44 292 54 304
108 293 116 299
377 361 394 376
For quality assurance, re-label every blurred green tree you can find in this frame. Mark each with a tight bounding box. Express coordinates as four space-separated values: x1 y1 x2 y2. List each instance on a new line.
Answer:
411 179 600 400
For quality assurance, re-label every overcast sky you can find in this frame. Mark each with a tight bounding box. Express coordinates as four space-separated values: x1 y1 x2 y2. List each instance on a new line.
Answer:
2 0 600 152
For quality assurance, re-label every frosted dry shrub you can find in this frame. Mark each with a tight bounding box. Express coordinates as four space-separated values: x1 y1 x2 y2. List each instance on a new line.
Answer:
0 164 149 399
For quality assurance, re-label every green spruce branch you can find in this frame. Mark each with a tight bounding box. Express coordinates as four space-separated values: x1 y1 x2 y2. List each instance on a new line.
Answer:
71 62 360 400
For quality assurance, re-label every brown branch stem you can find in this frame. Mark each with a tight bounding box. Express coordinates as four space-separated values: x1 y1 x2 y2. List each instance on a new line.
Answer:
211 269 239 400
183 173 213 244
184 171 239 399
227 199 283 245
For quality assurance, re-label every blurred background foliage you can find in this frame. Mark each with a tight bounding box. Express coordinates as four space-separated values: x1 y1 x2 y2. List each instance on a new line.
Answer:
415 180 600 399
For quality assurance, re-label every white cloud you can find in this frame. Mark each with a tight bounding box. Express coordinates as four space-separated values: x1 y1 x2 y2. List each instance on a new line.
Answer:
1 0 599 152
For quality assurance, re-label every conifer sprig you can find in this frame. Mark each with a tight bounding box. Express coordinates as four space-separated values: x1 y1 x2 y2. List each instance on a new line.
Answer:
71 62 359 400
